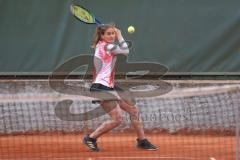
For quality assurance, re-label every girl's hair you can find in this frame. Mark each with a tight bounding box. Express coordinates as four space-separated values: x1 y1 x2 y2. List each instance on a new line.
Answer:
91 23 115 49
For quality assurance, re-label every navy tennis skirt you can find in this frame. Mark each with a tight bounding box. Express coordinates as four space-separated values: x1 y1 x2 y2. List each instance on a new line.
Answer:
90 83 123 103
90 83 123 92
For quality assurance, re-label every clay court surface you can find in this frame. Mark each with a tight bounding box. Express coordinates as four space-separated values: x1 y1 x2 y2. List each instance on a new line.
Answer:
0 132 236 160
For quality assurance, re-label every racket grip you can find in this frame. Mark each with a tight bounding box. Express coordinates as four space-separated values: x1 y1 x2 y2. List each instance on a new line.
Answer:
95 19 102 25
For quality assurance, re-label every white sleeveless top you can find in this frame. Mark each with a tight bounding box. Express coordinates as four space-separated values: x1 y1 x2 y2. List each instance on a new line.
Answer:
93 40 129 88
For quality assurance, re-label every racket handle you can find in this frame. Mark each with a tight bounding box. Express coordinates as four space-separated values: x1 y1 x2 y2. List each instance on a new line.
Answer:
95 19 102 25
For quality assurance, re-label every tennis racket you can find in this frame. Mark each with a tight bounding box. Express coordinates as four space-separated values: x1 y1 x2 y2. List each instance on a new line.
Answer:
70 4 102 25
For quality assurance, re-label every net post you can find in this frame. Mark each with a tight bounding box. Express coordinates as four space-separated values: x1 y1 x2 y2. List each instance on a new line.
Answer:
236 97 240 160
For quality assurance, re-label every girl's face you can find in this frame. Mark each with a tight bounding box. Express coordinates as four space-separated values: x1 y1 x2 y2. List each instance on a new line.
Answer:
101 27 116 43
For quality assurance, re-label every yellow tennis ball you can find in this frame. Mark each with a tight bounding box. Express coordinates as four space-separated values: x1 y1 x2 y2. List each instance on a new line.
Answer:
128 26 135 34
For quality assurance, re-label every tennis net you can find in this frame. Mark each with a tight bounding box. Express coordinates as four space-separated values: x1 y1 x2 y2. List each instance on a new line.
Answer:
0 80 239 160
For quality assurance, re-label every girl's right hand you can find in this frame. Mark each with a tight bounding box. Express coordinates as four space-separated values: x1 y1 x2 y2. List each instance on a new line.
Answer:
114 27 123 40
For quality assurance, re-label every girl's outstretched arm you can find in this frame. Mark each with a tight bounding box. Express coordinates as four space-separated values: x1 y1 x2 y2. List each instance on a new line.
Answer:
106 27 129 56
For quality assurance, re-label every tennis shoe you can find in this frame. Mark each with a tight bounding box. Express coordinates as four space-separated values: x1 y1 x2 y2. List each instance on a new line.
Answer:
83 135 100 152
137 138 158 151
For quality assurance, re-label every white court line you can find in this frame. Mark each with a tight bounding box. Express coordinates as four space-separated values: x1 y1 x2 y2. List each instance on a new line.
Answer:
95 157 202 160
0 157 204 160
0 156 216 160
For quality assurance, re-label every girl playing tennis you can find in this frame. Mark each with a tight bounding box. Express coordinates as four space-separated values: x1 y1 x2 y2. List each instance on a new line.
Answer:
83 23 158 152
